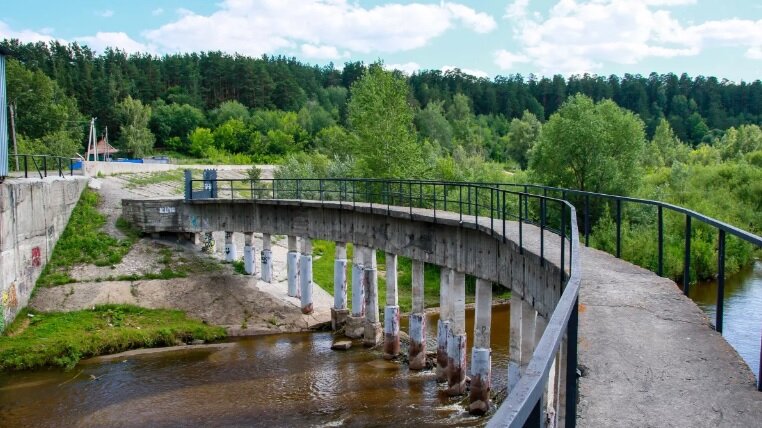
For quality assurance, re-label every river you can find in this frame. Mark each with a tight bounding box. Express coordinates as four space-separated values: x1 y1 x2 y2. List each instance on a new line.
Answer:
690 261 762 383
0 305 513 427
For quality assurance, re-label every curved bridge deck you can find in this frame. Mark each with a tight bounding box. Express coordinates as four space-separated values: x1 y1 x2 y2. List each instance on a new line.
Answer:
577 246 762 427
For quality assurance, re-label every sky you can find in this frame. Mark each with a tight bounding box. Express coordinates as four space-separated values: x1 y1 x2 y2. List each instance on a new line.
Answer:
1 0 761 82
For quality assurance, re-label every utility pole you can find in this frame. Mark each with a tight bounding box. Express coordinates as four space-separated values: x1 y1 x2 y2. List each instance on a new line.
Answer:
9 103 17 170
104 126 109 161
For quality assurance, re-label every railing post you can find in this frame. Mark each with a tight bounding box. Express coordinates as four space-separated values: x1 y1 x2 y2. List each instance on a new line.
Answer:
716 230 725 333
658 206 664 277
502 190 506 242
43 156 47 177
459 185 463 222
565 296 579 428
616 199 622 258
444 184 448 211
540 197 546 266
683 215 692 296
23 155 28 178
468 186 472 216
519 193 524 254
69 158 73 176
561 202 566 286
584 194 590 246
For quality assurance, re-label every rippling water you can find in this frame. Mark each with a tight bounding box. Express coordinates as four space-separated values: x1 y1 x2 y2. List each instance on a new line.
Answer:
691 261 762 382
0 305 512 427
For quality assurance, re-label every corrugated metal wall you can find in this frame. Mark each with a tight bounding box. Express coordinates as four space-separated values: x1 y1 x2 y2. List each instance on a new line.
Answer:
0 54 7 178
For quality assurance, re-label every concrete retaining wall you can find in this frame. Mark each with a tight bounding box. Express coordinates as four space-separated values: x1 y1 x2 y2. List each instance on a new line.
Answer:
122 198 565 317
0 176 89 331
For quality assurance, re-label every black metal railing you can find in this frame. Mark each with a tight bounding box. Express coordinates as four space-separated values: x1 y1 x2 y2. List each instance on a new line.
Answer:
9 154 76 179
188 177 581 427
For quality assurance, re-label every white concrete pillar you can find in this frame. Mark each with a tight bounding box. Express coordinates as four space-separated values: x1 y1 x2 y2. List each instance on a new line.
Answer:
409 259 426 370
260 233 273 283
521 298 537 371
436 267 453 382
300 238 313 314
509 293 523 390
363 247 381 347
383 252 400 359
287 236 300 297
470 278 493 415
224 231 236 262
447 270 467 396
243 232 256 275
345 244 366 339
331 242 349 330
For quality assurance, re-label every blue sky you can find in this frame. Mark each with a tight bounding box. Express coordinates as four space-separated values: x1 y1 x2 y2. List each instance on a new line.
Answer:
1 1 761 82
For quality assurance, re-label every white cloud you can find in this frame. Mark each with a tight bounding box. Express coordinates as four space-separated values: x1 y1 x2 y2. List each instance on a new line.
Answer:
495 0 762 75
75 32 153 54
747 46 762 60
143 0 496 56
441 65 489 78
301 44 343 60
152 8 164 16
0 20 58 43
385 62 421 75
97 10 114 18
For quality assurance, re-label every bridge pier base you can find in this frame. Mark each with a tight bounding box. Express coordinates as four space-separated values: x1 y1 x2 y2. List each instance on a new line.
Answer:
383 253 400 359
346 244 365 339
447 270 467 395
469 278 493 414
261 233 272 283
436 267 453 382
224 231 236 262
243 232 256 275
332 242 348 330
287 236 300 298
363 248 381 347
409 260 426 370
300 238 313 314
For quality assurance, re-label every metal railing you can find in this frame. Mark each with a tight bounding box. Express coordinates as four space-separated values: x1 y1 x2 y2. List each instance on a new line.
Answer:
187 177 581 427
8 154 76 179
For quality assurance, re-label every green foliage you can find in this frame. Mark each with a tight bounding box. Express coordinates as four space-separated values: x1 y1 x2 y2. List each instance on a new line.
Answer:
0 305 226 371
150 101 206 150
348 63 424 179
530 94 646 195
209 100 249 127
505 110 542 169
117 96 155 158
37 190 137 287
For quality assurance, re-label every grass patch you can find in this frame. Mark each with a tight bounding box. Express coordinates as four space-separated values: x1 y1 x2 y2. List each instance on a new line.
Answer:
231 260 247 275
0 305 226 371
312 240 510 313
37 190 138 287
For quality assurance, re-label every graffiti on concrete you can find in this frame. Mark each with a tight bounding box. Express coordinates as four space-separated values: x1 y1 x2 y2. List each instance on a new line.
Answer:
31 247 42 267
2 284 19 309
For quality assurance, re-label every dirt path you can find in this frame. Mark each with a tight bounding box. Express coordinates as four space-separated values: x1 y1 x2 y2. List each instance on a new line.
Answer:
31 167 333 335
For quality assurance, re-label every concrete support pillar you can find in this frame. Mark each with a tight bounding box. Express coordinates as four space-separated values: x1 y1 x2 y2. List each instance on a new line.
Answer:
345 244 365 339
521 298 537 371
446 270 467 396
331 242 349 330
243 232 256 275
202 232 215 254
287 236 300 298
409 259 426 370
363 248 381 347
436 267 453 382
383 252 400 359
261 233 273 283
508 293 523 390
470 278 493 415
300 238 313 314
224 231 236 262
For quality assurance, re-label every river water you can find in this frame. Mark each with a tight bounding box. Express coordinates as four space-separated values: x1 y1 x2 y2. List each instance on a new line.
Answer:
0 305 512 427
690 261 762 382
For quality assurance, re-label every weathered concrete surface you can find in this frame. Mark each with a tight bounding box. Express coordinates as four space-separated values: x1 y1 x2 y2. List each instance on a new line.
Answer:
0 176 88 331
577 247 762 427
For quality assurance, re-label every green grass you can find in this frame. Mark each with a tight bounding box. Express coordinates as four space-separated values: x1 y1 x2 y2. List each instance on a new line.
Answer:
312 240 510 313
0 305 226 371
37 190 138 287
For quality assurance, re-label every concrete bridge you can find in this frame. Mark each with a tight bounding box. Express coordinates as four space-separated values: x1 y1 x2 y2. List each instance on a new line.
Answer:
122 178 762 427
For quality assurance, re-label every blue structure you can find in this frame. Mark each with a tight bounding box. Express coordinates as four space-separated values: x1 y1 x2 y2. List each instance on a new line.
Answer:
0 47 9 179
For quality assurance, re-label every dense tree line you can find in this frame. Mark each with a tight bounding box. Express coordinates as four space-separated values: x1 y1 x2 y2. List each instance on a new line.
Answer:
2 39 761 154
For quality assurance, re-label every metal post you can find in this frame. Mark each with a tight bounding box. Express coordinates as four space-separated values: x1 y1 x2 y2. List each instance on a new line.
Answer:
584 194 590 246
658 206 664 277
561 203 566 286
540 197 545 266
565 297 579 428
716 230 725 333
519 193 524 253
616 199 622 258
468 186 472 216
502 190 506 242
683 215 692 296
